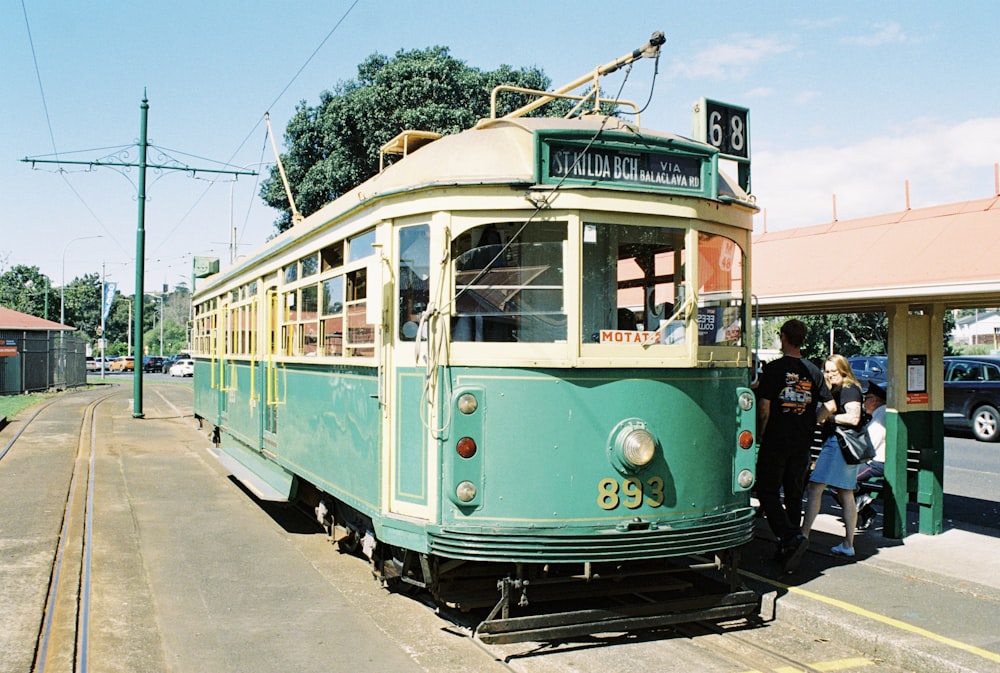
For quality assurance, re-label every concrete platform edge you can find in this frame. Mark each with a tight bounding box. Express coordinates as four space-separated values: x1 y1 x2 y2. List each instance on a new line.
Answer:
772 585 998 673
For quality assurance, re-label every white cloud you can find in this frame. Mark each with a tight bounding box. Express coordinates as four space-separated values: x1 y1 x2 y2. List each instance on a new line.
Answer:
844 21 908 46
751 117 1000 231
670 35 795 80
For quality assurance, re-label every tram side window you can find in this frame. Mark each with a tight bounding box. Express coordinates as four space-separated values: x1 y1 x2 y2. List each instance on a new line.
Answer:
346 268 375 356
321 242 345 271
398 225 430 341
193 301 215 355
696 233 744 347
581 223 685 344
280 290 297 356
321 276 344 356
451 221 566 343
300 285 319 355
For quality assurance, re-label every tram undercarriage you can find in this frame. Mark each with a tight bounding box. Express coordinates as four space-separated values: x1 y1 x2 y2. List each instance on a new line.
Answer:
313 492 761 645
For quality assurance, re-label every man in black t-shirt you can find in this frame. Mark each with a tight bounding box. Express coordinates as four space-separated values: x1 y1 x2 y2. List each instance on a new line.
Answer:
755 319 834 573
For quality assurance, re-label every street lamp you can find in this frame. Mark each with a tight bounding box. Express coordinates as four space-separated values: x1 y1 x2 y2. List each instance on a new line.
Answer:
61 235 103 325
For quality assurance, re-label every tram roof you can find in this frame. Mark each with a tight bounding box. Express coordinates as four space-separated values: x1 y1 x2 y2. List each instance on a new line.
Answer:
198 115 750 295
303 115 750 226
752 195 1000 316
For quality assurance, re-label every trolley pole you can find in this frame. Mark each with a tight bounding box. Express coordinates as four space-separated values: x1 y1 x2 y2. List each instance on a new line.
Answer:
133 95 148 417
22 93 258 419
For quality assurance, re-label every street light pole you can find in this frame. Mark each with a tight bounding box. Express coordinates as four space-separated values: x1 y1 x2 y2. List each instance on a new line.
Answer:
61 234 103 325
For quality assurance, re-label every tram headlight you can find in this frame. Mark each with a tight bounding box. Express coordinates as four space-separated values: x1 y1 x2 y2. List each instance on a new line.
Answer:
609 419 658 473
737 469 755 489
622 430 656 467
457 393 478 415
456 480 477 503
738 391 754 412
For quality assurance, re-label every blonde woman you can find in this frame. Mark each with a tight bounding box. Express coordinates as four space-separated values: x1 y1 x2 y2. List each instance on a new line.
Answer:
801 354 864 558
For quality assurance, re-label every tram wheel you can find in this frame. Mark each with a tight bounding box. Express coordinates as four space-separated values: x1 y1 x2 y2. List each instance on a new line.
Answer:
337 530 360 554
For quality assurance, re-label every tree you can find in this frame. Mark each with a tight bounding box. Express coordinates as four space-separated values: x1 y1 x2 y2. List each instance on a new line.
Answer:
0 265 55 320
260 47 571 232
789 311 956 360
794 313 887 361
62 273 104 336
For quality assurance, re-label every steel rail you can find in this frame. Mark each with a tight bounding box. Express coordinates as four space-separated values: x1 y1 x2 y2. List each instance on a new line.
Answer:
0 398 60 462
31 392 115 673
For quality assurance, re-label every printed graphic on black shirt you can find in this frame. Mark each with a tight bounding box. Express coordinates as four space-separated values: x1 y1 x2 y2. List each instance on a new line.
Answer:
779 372 814 415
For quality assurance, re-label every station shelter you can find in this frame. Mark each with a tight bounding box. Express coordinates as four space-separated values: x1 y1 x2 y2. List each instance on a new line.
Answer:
0 306 86 395
752 193 1000 538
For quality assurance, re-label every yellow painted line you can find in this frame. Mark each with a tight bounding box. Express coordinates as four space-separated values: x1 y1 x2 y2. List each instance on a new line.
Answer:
811 658 874 671
743 569 1000 665
738 657 872 673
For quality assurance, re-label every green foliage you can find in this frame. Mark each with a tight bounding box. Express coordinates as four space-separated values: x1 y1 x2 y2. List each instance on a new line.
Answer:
260 47 570 232
792 313 887 361
0 268 193 357
0 265 54 320
62 273 103 335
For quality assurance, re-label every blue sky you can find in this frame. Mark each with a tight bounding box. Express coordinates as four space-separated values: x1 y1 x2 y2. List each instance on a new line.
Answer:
3 1 998 295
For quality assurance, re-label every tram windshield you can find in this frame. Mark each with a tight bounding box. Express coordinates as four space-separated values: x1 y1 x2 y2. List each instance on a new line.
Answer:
581 223 745 347
451 221 566 343
448 220 744 349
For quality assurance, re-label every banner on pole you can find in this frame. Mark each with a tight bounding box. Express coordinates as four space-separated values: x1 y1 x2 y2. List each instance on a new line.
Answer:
102 282 117 322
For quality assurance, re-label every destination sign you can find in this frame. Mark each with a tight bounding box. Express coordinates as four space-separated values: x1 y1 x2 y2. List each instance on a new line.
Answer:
544 142 705 192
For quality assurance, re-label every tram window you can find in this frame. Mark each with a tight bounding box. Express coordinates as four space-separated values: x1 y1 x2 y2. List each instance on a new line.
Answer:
320 277 345 356
696 233 744 347
346 268 374 356
300 285 319 355
581 223 685 344
399 225 430 341
284 264 298 283
451 221 566 343
349 229 376 261
301 254 319 278
321 242 344 271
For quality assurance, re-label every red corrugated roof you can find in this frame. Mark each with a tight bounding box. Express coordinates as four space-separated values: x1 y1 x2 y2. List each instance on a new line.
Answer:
0 306 74 331
752 196 1000 314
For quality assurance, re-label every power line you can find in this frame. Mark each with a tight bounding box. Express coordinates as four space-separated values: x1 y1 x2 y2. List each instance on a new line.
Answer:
223 0 362 166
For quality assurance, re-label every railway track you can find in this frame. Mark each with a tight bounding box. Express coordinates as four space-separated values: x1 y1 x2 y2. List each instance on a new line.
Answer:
1 390 116 673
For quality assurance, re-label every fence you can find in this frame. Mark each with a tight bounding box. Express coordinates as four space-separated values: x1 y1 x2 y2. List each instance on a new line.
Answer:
0 330 88 395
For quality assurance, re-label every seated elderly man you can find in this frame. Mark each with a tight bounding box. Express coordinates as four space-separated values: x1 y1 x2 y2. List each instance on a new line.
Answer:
855 380 887 529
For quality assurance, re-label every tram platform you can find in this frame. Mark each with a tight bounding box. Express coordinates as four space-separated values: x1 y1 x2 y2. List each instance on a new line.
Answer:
743 498 1000 673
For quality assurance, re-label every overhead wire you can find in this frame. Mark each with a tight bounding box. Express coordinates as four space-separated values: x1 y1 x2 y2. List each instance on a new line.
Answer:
154 0 362 260
19 0 126 261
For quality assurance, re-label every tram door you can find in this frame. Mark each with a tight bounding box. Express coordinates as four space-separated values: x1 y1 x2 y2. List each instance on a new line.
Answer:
261 283 280 453
387 223 435 520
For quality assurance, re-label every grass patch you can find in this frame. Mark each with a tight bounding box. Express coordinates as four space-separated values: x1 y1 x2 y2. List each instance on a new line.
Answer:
0 390 63 421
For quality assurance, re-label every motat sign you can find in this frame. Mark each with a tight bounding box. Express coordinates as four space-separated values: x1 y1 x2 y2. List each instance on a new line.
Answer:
542 141 710 196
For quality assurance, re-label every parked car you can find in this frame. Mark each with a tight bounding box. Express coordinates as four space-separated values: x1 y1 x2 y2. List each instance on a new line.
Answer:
110 356 135 372
168 358 194 377
848 355 888 384
86 357 98 372
143 356 166 373
92 356 115 371
943 355 1000 442
161 353 191 373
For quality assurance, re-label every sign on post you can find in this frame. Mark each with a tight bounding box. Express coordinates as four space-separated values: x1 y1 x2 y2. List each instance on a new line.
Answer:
693 98 750 192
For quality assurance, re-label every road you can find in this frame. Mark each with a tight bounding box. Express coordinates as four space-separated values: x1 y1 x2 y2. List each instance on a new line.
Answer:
943 429 1000 529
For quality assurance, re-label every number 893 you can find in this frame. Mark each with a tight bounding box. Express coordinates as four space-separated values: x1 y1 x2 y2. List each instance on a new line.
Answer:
597 476 664 510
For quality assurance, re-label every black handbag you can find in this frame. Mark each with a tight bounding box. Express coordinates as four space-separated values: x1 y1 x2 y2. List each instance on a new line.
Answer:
835 415 875 465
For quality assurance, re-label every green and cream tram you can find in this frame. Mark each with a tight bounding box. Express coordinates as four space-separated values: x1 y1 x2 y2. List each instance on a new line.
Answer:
193 35 760 642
